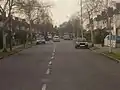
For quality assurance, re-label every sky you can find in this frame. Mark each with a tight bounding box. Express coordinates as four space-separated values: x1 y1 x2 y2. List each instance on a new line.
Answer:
50 0 80 26
48 0 120 26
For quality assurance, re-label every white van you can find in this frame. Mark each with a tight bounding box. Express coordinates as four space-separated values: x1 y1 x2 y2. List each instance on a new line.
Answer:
104 35 120 48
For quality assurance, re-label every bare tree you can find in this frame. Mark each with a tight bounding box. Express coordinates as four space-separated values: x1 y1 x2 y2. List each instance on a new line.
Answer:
0 0 16 26
80 0 105 45
0 0 16 51
14 0 52 43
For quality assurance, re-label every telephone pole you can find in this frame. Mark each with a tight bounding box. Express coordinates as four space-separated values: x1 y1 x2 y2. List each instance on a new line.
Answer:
80 0 83 39
106 0 112 53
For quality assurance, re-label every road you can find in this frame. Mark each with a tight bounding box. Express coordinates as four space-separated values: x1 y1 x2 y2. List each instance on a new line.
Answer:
0 40 120 90
47 40 120 90
0 43 54 90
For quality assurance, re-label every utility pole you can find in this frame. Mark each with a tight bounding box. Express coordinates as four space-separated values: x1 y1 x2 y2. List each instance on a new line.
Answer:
90 18 94 47
106 0 112 53
80 0 83 39
8 0 13 51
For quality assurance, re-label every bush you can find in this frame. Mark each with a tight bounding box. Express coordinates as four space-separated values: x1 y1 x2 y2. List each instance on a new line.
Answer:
14 30 27 44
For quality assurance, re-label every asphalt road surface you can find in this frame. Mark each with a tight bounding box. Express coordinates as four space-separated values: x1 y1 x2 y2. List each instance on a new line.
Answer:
1 40 120 90
47 40 120 90
0 43 54 90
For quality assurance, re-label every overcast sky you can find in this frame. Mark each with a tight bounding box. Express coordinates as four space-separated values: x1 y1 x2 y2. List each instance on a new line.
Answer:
49 0 120 26
50 0 79 26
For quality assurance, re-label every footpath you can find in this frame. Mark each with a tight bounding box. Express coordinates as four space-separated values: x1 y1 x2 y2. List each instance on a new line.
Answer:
0 41 36 60
90 44 120 63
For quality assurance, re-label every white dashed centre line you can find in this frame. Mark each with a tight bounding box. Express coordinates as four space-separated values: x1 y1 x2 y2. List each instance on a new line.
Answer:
51 56 54 60
46 68 50 75
52 53 55 56
42 44 56 90
42 84 47 90
53 49 55 53
49 61 52 65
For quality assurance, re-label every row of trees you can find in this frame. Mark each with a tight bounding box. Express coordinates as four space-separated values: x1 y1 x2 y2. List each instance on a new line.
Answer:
0 0 53 51
83 0 120 44
59 0 120 44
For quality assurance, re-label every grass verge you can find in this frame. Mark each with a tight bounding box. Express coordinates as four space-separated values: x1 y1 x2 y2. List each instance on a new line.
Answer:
104 52 120 60
0 47 23 59
0 43 36 59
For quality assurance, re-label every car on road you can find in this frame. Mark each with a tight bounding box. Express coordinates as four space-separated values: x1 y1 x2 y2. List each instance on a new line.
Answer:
36 37 46 45
53 36 60 42
63 35 71 40
75 38 89 49
48 34 52 40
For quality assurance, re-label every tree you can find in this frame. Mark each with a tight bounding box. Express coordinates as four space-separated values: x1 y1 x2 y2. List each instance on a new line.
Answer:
0 0 16 51
58 15 82 38
80 0 105 45
0 0 17 26
14 0 52 43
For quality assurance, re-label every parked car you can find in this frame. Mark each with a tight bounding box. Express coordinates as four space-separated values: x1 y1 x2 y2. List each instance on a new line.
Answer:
36 37 46 45
104 35 120 48
53 36 60 42
63 35 71 40
48 35 52 40
75 38 89 49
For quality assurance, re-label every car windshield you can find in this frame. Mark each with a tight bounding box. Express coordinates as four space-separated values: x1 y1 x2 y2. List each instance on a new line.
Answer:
37 37 44 40
76 38 86 42
54 36 59 38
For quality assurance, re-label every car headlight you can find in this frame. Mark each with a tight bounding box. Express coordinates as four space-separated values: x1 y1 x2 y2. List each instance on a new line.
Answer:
85 42 88 45
76 42 79 44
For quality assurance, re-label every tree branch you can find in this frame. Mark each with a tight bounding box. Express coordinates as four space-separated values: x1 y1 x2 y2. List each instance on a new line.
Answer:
3 0 9 10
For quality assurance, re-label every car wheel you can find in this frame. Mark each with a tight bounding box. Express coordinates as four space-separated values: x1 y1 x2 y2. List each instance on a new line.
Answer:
43 42 46 44
75 46 78 49
36 42 39 45
85 45 89 49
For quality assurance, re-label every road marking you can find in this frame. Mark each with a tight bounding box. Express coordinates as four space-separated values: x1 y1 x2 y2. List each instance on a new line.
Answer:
49 61 52 65
52 53 55 56
51 56 54 60
53 45 56 53
46 68 50 75
42 84 47 90
53 49 56 53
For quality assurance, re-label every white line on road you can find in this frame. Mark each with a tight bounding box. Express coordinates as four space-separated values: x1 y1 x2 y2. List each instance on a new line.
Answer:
42 84 47 90
53 44 56 53
49 61 52 65
53 49 56 53
51 56 54 60
46 68 50 75
52 53 55 56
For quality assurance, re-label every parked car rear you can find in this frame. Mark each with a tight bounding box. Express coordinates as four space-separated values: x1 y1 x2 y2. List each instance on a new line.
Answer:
53 36 60 42
75 38 89 49
63 35 71 40
36 37 46 45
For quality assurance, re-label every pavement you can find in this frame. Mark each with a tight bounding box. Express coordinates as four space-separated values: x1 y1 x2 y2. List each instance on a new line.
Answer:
0 41 37 52
0 45 23 52
91 44 120 53
1 40 120 90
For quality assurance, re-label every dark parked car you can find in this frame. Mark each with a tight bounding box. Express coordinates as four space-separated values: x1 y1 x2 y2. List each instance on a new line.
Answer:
75 38 89 49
